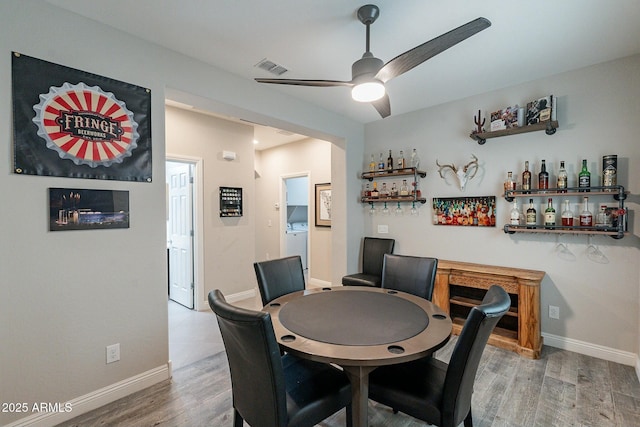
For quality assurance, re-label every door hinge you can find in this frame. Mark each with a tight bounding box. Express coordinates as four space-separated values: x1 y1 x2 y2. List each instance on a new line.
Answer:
190 229 194 236
189 176 194 184
190 283 195 290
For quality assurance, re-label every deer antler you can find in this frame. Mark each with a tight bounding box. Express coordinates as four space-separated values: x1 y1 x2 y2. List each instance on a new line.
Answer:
436 155 479 191
463 154 479 180
436 159 458 179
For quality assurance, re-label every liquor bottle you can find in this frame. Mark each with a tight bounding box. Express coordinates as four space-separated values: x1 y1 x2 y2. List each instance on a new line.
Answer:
370 181 379 199
380 182 389 198
595 204 611 227
579 159 591 192
579 196 593 227
397 150 405 169
526 198 537 228
378 153 385 171
544 198 556 228
391 182 398 197
410 148 420 168
522 161 531 193
387 150 394 171
369 154 376 172
538 159 549 191
364 183 371 198
510 200 521 225
557 160 568 192
561 200 574 227
504 171 516 194
400 179 409 196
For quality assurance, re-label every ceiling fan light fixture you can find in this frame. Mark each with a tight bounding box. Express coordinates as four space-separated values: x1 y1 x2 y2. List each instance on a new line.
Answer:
352 80 385 102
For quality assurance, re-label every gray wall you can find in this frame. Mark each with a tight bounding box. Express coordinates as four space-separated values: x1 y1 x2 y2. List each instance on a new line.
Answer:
364 55 640 359
0 2 363 425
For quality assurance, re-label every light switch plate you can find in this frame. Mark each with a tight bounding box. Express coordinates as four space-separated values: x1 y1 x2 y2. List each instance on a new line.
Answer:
378 225 389 234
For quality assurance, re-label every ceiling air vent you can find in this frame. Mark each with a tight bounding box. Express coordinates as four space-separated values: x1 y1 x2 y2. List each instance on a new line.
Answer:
255 58 288 76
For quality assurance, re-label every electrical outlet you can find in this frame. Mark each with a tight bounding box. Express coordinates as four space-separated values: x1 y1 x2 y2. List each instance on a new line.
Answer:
549 305 560 320
378 224 389 234
106 343 120 364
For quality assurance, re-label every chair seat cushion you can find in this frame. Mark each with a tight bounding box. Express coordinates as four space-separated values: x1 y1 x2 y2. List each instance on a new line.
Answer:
282 354 351 427
341 273 381 287
369 357 447 424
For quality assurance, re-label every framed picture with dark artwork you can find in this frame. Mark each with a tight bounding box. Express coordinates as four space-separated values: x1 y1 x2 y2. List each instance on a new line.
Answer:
315 183 331 227
49 187 130 231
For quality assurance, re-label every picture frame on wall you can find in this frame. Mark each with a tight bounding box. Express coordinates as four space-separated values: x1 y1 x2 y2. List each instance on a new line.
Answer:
49 187 130 231
315 183 331 227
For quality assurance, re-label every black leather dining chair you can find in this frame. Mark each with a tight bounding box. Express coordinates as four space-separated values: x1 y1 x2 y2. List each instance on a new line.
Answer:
341 237 395 287
254 255 305 306
208 289 353 427
381 254 438 300
368 285 511 427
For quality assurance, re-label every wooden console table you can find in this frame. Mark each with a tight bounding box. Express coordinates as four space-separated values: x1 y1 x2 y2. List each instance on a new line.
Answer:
433 260 544 359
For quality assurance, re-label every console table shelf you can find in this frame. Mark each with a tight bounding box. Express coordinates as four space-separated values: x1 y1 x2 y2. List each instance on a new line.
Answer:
434 260 544 359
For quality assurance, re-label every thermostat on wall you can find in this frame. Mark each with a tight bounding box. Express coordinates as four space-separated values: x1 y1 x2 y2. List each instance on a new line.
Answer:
222 150 236 160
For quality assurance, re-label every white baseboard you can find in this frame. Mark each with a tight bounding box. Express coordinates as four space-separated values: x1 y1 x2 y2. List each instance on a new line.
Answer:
225 288 256 303
543 332 638 367
5 364 170 427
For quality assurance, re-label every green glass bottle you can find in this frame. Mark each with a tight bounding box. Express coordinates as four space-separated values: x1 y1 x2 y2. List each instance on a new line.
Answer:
578 159 590 192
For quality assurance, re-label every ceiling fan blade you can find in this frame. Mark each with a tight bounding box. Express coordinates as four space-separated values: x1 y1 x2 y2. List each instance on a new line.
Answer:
371 94 391 118
375 17 491 83
255 78 353 87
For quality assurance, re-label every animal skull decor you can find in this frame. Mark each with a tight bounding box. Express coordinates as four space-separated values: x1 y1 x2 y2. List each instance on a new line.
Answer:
436 154 479 191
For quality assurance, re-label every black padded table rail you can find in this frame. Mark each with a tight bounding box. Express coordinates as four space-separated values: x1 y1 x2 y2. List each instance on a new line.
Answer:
278 289 429 346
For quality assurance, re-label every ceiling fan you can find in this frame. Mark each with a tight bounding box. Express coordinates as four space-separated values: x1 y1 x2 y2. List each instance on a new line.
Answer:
255 4 491 118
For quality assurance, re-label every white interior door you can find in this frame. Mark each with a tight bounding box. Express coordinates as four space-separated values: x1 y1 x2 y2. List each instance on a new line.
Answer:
167 161 194 308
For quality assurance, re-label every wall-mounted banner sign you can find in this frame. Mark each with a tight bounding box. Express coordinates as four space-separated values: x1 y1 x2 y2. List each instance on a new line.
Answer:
12 52 152 182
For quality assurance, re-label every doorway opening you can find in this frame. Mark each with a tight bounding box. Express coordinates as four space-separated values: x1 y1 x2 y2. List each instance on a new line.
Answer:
166 157 202 310
282 174 310 276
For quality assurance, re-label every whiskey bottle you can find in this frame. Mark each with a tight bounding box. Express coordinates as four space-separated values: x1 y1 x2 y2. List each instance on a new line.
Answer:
387 150 394 171
538 159 549 191
526 198 537 228
391 182 399 197
397 150 405 169
369 154 376 172
561 200 574 227
380 182 390 198
579 196 593 227
399 179 409 196
522 161 531 193
510 200 521 225
544 198 556 228
371 181 379 199
579 159 591 191
557 160 568 192
504 171 516 194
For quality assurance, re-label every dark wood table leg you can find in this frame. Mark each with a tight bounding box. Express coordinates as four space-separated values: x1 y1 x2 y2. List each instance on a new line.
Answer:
342 365 377 427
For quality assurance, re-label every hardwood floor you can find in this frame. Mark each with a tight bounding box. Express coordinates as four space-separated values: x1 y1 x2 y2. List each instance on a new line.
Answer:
58 299 640 427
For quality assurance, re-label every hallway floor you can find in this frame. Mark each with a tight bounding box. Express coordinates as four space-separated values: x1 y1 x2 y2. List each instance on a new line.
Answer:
168 295 261 370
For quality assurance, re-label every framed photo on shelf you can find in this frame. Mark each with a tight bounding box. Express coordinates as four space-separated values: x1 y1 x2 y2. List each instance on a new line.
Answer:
315 183 331 227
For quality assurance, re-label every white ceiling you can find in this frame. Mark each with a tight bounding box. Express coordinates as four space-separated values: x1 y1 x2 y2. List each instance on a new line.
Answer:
46 0 640 147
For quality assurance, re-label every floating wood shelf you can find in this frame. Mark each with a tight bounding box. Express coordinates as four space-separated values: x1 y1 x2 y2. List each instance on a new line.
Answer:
470 120 559 145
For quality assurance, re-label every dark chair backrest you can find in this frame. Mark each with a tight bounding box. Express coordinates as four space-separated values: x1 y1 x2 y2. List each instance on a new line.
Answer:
254 255 305 306
362 237 395 277
442 285 511 427
208 290 287 427
381 254 438 300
